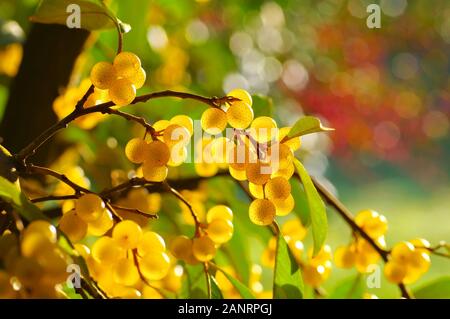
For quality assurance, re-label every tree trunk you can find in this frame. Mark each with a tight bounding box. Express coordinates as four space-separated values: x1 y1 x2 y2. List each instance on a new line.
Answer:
0 23 89 164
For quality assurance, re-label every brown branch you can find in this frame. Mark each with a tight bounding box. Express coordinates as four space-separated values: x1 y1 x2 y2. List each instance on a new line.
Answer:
110 204 158 219
31 194 79 203
15 90 234 162
75 85 94 111
105 108 156 137
163 181 202 236
25 164 91 194
310 177 412 299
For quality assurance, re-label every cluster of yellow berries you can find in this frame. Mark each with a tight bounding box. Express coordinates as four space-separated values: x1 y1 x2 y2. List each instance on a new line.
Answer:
125 114 193 181
53 79 108 129
384 239 431 284
90 51 146 107
334 209 388 273
0 221 70 298
78 220 173 298
170 205 234 264
302 245 333 288
261 219 332 288
59 194 113 243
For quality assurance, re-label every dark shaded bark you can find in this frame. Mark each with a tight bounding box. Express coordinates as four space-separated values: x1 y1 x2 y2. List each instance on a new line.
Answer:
0 23 89 164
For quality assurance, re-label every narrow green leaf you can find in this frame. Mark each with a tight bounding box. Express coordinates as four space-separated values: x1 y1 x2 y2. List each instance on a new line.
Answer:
413 277 450 299
329 275 364 299
293 159 327 255
210 275 224 299
181 264 208 299
273 233 303 299
290 178 311 226
214 266 256 299
30 0 116 31
0 176 48 222
287 116 334 139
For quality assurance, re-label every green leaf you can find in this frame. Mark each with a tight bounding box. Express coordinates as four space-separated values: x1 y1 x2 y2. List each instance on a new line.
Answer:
329 275 364 299
290 178 311 226
0 176 48 222
210 276 224 299
214 266 256 299
30 0 117 31
181 264 208 299
413 277 450 299
293 159 327 255
273 233 303 299
287 116 334 139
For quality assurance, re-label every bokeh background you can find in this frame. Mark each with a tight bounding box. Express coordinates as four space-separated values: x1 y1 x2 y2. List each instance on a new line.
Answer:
0 0 449 297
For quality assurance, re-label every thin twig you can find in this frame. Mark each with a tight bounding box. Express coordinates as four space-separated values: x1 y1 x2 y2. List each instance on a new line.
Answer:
15 90 234 162
310 177 412 299
163 181 202 236
25 165 91 194
110 204 158 219
31 194 79 203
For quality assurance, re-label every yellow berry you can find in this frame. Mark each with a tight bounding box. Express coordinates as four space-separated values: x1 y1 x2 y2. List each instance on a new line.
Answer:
109 78 136 107
303 264 327 287
250 116 278 143
246 161 271 185
74 243 90 259
227 88 252 106
228 165 247 181
153 119 171 132
201 108 228 134
24 220 57 243
192 236 216 262
249 199 276 226
384 260 406 284
87 209 114 237
409 238 431 255
408 250 431 273
355 210 388 238
112 220 143 250
268 143 293 170
391 241 415 263
90 61 117 90
113 52 142 78
125 138 148 164
249 182 264 199
58 210 88 242
226 101 254 129
128 67 146 89
273 194 295 216
170 115 194 136
142 161 168 182
206 205 233 223
265 177 291 200
146 140 170 167
278 127 301 151
207 219 234 244
91 236 125 264
137 232 166 256
139 251 171 280
281 219 307 241
163 124 190 147
334 245 356 268
20 232 53 258
113 258 139 286
195 161 218 177
309 244 332 263
75 194 105 222
170 235 193 261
